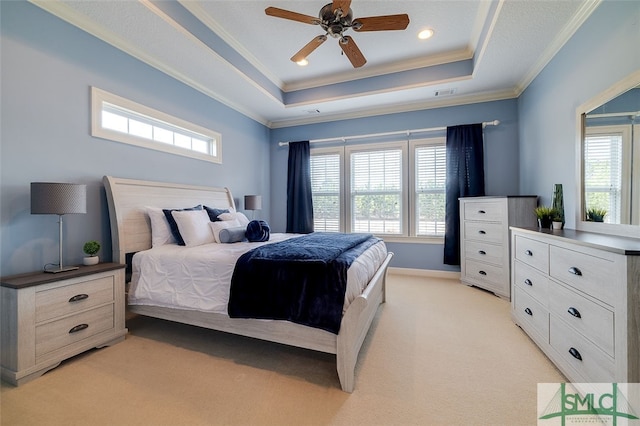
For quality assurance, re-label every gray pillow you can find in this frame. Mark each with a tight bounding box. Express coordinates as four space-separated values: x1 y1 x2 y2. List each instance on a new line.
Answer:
218 226 247 243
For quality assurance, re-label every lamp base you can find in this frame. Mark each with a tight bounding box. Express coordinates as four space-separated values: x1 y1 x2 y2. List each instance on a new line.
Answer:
45 265 79 274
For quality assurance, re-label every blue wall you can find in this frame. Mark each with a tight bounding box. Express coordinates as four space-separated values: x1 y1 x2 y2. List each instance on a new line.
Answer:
0 2 270 275
518 0 640 228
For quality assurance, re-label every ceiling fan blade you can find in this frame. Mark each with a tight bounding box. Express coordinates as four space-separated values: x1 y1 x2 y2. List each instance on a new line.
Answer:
332 0 352 14
352 14 410 32
265 7 320 25
339 36 366 68
291 35 327 63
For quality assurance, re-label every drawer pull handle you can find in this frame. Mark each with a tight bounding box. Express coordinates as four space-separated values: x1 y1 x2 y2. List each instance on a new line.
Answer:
567 307 582 318
478 210 486 214
478 250 486 255
525 250 533 256
69 324 89 334
569 347 582 361
478 230 486 234
524 307 533 316
68 294 89 303
568 267 582 276
524 279 533 286
479 270 487 276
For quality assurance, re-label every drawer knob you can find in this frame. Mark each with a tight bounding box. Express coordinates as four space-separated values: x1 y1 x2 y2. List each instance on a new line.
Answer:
569 347 583 361
568 267 582 276
478 250 486 255
478 230 486 235
478 210 486 214
479 270 487 276
524 307 533 316
567 307 582 318
68 294 89 303
524 279 533 286
69 323 89 334
525 250 533 256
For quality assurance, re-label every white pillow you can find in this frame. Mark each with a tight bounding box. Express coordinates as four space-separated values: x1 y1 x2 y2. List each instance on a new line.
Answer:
209 219 242 243
146 206 176 247
171 209 215 247
218 211 250 227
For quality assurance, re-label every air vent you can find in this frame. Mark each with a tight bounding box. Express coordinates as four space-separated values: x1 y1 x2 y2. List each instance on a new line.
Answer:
434 88 457 97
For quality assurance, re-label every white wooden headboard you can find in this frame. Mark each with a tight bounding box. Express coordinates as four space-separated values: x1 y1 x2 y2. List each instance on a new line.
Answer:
103 176 235 265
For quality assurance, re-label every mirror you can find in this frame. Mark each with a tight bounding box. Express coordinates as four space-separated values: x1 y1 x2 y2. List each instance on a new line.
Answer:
577 71 640 238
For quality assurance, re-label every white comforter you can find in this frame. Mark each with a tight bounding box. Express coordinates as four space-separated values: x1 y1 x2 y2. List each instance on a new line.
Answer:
130 233 387 315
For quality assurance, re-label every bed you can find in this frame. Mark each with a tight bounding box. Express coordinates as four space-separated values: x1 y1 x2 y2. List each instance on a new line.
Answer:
103 175 393 392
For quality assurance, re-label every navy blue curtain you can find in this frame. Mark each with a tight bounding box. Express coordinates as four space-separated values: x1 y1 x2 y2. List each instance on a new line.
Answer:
444 124 485 265
286 141 314 233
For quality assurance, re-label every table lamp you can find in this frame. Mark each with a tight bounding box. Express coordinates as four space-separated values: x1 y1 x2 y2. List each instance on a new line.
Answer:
244 195 262 219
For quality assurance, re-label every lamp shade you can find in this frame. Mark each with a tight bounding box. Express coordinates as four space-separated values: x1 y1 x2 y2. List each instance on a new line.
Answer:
244 195 262 210
31 182 87 215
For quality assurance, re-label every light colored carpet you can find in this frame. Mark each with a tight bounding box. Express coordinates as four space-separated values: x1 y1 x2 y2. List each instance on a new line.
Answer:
1 274 564 425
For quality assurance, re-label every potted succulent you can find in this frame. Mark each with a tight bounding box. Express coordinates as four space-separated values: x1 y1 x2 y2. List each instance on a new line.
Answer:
551 212 564 231
534 206 555 229
82 240 101 265
586 207 607 222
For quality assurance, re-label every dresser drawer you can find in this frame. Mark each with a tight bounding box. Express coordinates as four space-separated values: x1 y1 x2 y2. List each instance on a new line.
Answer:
513 286 549 338
35 304 115 358
513 260 550 303
549 246 616 306
465 240 503 265
464 221 504 244
464 259 507 289
463 201 504 223
548 283 614 356
35 276 115 323
514 235 549 273
550 316 614 383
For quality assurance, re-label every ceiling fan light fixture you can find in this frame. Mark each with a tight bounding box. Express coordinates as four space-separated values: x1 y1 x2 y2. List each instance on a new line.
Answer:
297 58 309 66
418 28 434 40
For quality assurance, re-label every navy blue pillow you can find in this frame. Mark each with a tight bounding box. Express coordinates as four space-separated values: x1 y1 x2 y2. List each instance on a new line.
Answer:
163 205 203 246
246 220 270 242
204 205 229 222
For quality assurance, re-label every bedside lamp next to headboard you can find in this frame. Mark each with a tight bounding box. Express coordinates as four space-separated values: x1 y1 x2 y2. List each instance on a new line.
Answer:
244 195 262 220
31 182 87 273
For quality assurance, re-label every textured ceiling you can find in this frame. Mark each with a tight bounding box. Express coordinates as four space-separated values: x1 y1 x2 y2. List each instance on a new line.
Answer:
31 0 600 128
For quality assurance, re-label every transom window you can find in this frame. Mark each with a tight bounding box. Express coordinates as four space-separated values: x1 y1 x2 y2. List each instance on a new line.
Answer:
91 87 222 164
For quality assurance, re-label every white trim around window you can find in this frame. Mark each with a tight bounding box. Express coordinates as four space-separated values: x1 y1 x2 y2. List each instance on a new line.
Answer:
91 87 222 164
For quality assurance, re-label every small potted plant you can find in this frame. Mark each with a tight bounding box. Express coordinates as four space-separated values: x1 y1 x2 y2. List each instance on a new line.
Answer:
586 207 607 222
534 206 555 229
82 240 101 265
551 212 563 231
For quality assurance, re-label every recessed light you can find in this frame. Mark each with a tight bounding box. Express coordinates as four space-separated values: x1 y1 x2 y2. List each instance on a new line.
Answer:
418 28 434 40
297 59 309 66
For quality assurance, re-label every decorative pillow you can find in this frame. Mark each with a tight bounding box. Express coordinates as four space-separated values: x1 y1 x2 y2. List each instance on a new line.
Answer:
171 209 215 247
218 227 247 243
204 205 229 222
209 219 242 243
162 205 203 246
218 211 250 227
246 220 270 242
146 206 176 247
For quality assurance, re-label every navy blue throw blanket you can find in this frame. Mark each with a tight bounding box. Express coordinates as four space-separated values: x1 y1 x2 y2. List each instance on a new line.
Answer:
228 232 380 334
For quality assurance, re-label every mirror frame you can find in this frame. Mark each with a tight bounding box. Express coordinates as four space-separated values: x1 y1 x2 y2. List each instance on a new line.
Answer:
575 69 640 239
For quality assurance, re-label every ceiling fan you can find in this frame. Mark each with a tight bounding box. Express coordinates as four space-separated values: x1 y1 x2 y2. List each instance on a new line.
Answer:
265 0 410 68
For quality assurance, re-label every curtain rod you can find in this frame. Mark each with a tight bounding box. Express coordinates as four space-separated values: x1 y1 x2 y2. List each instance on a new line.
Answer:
278 120 500 147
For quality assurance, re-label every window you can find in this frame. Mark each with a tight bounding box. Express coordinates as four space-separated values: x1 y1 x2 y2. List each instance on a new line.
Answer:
310 137 445 239
91 87 222 164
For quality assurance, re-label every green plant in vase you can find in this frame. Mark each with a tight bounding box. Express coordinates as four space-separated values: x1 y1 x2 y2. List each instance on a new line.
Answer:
534 206 556 229
82 240 101 265
586 207 607 222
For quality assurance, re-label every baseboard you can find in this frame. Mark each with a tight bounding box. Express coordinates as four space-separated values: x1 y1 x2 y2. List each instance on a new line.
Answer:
388 267 461 280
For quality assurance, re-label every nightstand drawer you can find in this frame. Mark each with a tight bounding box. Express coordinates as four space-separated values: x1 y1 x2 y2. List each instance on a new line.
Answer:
513 285 549 338
513 260 550 303
549 246 616 306
463 201 504 222
548 283 614 356
36 304 114 357
514 235 549 273
463 221 504 244
35 276 114 323
465 240 503 265
550 316 614 383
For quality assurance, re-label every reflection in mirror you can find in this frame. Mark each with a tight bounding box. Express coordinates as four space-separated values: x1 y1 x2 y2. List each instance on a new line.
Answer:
582 84 640 226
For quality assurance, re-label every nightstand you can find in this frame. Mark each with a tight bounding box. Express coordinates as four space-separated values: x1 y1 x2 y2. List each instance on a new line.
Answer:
1 263 127 386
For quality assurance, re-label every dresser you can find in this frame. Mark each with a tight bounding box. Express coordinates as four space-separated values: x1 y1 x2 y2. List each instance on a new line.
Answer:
511 228 640 383
1 263 127 386
459 196 538 299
